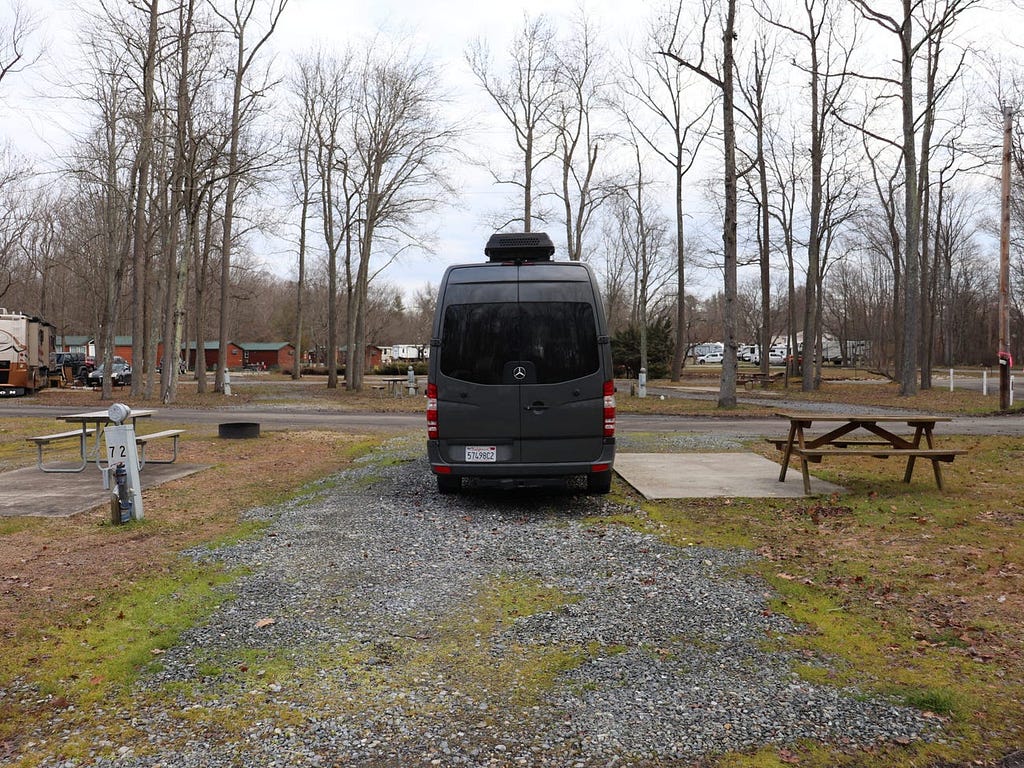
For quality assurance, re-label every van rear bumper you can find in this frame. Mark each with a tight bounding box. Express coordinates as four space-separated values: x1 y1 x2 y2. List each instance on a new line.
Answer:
427 440 614 478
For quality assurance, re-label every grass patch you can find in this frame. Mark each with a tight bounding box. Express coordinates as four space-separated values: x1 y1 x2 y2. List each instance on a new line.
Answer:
99 575 608 754
901 686 962 717
391 575 593 711
592 433 1024 767
0 559 238 763
0 422 383 765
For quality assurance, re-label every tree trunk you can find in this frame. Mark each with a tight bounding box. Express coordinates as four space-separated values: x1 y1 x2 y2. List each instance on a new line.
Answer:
898 0 920 396
293 138 310 380
802 22 823 392
717 0 739 408
216 40 244 393
130 0 159 398
671 157 686 380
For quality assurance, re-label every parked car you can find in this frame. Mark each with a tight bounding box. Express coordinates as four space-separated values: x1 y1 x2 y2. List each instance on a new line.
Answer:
53 352 90 379
697 351 724 365
750 348 787 365
88 359 132 386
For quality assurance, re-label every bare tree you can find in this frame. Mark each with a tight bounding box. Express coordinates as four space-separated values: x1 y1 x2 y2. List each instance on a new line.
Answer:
346 39 458 390
467 14 560 232
610 133 674 374
69 30 138 400
550 8 615 262
736 24 777 379
0 0 39 87
658 0 741 408
160 0 203 403
121 0 161 398
849 0 981 395
0 150 30 302
294 48 353 390
764 116 807 371
623 3 715 381
288 60 317 380
208 0 289 393
759 0 861 390
0 1 40 306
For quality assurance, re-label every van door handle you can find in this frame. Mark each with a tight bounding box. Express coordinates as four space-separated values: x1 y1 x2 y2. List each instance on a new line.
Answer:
525 401 548 412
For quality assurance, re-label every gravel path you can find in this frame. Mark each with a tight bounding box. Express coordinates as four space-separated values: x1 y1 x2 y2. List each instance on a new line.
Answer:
53 436 941 767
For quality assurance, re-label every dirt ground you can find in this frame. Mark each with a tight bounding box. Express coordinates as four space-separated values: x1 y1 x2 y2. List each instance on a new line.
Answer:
3 375 1024 765
0 378 410 640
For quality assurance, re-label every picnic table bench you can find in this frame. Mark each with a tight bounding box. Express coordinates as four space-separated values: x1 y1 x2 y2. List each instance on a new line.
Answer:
771 411 966 494
134 429 185 466
26 428 97 473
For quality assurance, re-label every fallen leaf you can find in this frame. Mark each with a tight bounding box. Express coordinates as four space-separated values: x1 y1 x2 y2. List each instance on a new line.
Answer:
255 617 276 629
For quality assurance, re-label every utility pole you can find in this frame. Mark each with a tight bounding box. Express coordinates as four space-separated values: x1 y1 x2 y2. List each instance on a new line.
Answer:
999 105 1013 411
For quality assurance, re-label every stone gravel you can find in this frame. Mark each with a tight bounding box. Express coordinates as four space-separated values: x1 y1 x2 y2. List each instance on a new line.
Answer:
45 436 941 767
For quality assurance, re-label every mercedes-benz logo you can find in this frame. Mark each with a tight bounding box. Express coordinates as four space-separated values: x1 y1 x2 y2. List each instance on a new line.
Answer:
513 366 527 380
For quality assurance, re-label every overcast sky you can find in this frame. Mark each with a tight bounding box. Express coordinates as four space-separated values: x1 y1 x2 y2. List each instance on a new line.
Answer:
1 0 658 300
2 0 1021 302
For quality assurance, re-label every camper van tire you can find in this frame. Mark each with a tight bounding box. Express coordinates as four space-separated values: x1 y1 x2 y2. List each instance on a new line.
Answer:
587 470 612 494
436 475 463 494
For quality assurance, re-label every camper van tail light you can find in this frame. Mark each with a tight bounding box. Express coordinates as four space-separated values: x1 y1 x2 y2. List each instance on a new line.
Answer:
603 380 616 437
426 382 439 439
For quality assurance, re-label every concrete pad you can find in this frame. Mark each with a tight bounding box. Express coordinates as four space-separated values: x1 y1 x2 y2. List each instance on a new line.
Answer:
0 464 210 518
614 452 843 499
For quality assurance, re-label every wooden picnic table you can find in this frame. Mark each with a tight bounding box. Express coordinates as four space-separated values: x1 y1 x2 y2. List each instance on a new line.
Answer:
772 411 965 494
737 371 783 389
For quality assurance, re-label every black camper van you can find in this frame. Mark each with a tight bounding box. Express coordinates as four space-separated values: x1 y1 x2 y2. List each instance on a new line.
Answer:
426 232 616 494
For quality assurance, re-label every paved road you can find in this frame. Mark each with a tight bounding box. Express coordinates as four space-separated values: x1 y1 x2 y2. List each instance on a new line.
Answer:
2 400 1023 437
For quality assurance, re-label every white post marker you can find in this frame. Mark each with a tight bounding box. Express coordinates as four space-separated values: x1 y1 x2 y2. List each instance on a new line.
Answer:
104 403 144 520
224 369 232 396
638 367 647 398
407 365 416 395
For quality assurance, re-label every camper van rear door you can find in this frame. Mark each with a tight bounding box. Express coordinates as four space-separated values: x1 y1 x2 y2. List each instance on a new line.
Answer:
515 282 605 464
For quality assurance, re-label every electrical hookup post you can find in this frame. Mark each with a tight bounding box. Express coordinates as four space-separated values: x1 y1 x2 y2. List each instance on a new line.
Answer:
104 403 144 523
999 351 1013 410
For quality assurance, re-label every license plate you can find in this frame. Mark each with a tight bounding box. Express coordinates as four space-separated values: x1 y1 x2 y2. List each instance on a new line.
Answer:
465 446 496 463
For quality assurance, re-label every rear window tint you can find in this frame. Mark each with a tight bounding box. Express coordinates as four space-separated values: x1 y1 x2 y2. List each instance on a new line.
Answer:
440 302 599 384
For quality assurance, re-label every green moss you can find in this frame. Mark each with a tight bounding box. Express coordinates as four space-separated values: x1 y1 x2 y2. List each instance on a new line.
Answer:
0 560 239 764
388 576 590 709
901 686 962 716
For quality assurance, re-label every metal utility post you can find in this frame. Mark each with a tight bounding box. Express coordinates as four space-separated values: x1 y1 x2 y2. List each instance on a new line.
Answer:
104 403 144 521
999 105 1013 411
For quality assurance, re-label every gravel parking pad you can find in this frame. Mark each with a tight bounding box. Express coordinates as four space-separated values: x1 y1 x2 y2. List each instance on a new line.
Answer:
66 437 939 767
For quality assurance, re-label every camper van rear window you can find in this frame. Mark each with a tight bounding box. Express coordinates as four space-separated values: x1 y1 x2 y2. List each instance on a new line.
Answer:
440 302 599 385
